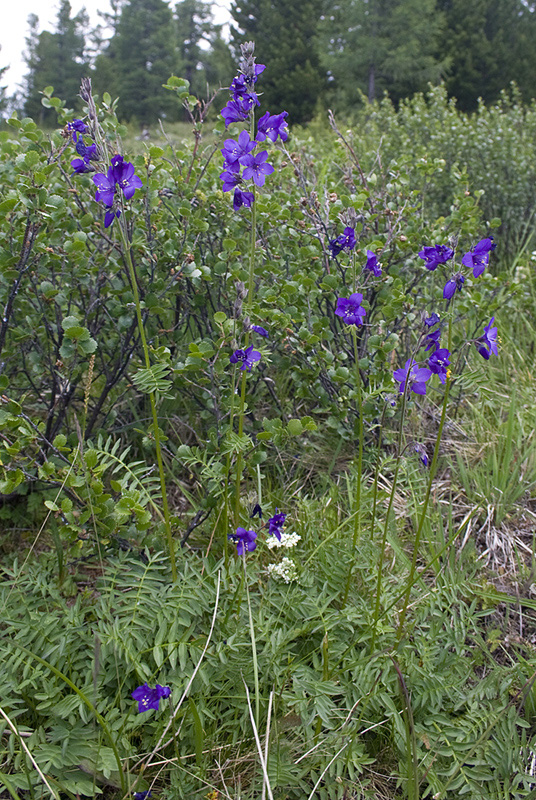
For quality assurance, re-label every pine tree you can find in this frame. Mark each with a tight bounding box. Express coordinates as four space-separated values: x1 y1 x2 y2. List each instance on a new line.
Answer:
111 0 180 123
320 0 448 106
92 1 126 102
230 0 325 125
436 0 536 110
0 47 9 119
23 2 89 123
174 0 233 97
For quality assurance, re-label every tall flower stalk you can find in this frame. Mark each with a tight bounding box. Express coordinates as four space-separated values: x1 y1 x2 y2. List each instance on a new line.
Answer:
341 249 365 606
219 42 288 536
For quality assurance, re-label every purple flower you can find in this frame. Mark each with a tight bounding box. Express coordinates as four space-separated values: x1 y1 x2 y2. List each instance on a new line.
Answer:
221 96 256 126
233 188 255 210
250 503 263 519
221 130 256 172
229 74 259 106
267 509 286 541
393 359 432 395
256 111 289 143
241 151 274 187
67 119 87 142
424 328 441 352
228 526 257 555
75 135 96 159
251 324 269 337
104 209 121 228
424 313 440 328
71 157 93 174
335 293 366 326
93 167 117 207
230 345 261 371
110 154 143 200
131 683 171 713
329 227 356 257
443 273 465 300
133 793 152 800
418 244 454 271
365 249 382 277
414 444 428 467
71 135 98 174
461 237 496 278
428 347 451 384
477 317 498 359
220 170 243 193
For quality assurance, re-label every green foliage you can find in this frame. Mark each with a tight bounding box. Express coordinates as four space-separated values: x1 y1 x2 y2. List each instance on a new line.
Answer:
3 68 536 800
436 0 536 112
1 506 534 798
319 0 449 105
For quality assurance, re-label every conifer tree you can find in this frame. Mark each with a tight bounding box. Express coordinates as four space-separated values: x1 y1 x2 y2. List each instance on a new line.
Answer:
174 0 233 96
230 0 325 124
0 48 9 119
111 0 180 123
24 2 89 123
91 0 126 101
436 0 536 110
320 0 448 106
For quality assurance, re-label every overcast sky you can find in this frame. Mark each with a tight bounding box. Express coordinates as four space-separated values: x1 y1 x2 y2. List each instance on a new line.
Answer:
1 0 231 96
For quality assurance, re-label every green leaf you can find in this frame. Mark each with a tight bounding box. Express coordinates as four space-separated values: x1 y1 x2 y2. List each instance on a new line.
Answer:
286 419 303 436
132 364 172 395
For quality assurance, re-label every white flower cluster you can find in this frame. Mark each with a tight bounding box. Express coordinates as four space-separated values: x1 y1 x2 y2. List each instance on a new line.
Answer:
266 531 301 550
267 557 297 584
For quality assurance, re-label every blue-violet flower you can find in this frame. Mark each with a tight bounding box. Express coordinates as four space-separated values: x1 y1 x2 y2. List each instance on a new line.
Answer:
229 345 261 371
477 317 498 359
267 510 286 541
428 347 451 384
424 313 440 328
67 118 87 142
424 328 441 352
131 683 171 713
251 325 269 337
241 151 274 187
233 188 255 210
393 359 432 395
418 244 454 271
329 227 356 257
228 526 257 555
335 293 366 326
221 130 256 172
461 237 496 278
443 273 465 300
365 250 382 277
256 111 289 143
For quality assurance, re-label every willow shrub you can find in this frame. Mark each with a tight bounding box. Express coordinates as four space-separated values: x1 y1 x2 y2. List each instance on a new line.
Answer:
0 79 503 552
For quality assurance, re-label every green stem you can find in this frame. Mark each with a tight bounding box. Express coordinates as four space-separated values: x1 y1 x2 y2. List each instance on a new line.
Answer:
396 374 451 642
244 554 260 727
370 382 409 652
118 221 177 582
233 369 248 528
223 365 239 563
341 326 364 606
369 404 387 542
